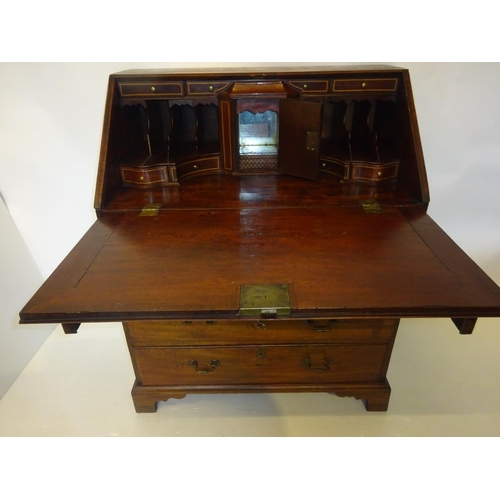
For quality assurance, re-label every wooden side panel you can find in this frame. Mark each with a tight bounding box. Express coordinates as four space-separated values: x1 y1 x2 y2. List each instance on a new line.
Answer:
278 99 322 180
396 70 430 204
94 76 125 212
219 98 236 172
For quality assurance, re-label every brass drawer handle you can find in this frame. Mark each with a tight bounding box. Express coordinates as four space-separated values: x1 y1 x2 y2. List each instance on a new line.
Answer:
302 358 333 371
188 359 220 374
307 320 337 332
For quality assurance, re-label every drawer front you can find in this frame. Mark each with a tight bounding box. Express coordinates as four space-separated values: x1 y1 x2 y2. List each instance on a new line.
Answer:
119 81 184 98
319 158 348 180
133 344 389 386
125 319 397 347
332 78 398 93
351 161 399 182
186 81 231 95
120 165 172 187
175 156 220 180
287 80 329 93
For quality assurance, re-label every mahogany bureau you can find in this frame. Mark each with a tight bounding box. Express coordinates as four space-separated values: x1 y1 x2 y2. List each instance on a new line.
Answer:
20 66 500 412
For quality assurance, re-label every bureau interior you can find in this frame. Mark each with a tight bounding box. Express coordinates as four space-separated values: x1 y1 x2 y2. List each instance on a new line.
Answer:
120 100 220 167
95 68 427 212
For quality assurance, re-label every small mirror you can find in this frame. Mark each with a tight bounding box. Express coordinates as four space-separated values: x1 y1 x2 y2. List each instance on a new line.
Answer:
237 100 279 171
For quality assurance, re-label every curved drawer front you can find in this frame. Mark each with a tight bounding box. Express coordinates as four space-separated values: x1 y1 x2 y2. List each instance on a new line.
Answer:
126 319 397 347
175 156 220 180
120 165 174 187
134 344 389 386
351 161 399 182
319 158 348 179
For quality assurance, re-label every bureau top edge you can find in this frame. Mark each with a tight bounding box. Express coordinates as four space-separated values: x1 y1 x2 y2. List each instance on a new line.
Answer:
112 65 406 78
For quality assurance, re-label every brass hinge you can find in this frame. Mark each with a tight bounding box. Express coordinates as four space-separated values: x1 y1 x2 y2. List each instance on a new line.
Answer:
139 204 162 216
239 284 291 318
361 200 382 213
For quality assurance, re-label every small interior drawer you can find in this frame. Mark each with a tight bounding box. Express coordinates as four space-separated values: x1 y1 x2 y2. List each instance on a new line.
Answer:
319 158 348 180
175 156 220 180
351 161 399 182
186 81 231 95
332 78 398 93
287 80 329 93
119 81 184 98
120 165 174 187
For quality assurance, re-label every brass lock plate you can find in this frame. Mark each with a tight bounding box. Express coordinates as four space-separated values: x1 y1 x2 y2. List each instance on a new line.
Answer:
239 284 291 318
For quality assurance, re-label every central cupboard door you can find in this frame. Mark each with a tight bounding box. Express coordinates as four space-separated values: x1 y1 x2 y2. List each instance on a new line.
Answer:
278 99 322 180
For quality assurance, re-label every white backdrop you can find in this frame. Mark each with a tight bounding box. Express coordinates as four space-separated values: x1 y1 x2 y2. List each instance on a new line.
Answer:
0 0 498 480
1 62 499 281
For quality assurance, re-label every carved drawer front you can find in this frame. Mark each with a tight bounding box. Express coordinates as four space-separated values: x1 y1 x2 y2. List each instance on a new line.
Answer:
125 319 397 347
351 161 399 183
120 165 175 188
332 78 398 93
133 344 389 386
118 81 184 98
186 81 231 96
175 156 220 180
287 80 329 93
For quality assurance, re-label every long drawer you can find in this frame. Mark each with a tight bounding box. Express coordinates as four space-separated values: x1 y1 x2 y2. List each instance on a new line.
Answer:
133 344 389 386
125 319 398 347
